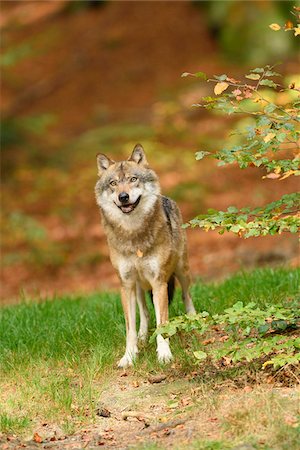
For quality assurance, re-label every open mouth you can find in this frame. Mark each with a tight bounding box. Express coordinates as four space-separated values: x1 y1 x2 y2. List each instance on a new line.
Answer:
116 195 141 214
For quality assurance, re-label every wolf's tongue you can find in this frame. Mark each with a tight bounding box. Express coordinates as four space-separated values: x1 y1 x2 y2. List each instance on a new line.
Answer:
121 204 134 213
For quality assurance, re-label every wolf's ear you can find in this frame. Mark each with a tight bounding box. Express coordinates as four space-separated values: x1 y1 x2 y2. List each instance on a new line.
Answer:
128 144 148 166
96 153 114 175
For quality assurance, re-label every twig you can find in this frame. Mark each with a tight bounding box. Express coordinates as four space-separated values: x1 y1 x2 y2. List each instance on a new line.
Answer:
122 411 152 422
140 419 186 434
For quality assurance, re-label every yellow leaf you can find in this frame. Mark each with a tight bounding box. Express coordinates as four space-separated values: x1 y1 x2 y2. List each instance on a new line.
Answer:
279 170 295 180
294 26 300 36
214 82 229 95
263 133 276 143
274 166 282 174
262 360 273 369
269 23 281 31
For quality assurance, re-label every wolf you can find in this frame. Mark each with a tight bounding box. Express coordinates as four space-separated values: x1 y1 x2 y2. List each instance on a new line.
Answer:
95 144 196 368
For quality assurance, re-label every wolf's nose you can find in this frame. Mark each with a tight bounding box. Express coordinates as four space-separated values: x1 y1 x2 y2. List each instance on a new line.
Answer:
118 192 129 203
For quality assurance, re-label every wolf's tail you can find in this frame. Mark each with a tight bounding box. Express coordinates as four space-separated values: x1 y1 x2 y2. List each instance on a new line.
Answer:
148 274 175 305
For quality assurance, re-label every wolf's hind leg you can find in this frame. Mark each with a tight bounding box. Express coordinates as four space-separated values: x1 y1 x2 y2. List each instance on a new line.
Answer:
152 282 173 364
136 284 149 343
118 285 138 368
175 267 196 315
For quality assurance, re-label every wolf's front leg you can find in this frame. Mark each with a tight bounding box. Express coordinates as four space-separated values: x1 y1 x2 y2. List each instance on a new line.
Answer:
118 285 138 368
136 284 149 343
152 282 173 364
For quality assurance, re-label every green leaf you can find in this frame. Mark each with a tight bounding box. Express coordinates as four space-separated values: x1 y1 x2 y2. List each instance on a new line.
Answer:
276 132 286 142
194 71 207 80
264 103 277 114
227 206 239 213
260 79 277 88
195 151 210 160
250 67 265 73
181 71 207 80
193 350 208 361
264 70 281 77
214 74 228 81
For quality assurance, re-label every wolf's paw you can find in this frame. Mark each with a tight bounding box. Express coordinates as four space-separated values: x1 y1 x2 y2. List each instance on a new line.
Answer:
117 355 133 368
117 348 138 368
157 339 173 364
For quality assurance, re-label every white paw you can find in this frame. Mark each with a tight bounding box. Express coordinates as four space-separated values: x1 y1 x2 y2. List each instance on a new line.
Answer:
117 348 138 368
118 354 133 368
157 336 173 364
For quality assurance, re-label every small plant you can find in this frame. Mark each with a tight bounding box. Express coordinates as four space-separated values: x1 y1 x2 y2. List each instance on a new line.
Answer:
182 62 300 237
181 9 300 238
152 301 300 371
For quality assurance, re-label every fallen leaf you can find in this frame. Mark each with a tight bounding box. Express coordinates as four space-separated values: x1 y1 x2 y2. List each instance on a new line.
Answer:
218 335 229 342
208 417 218 422
148 374 167 384
181 397 191 407
214 82 229 95
264 173 281 179
279 170 296 180
33 432 43 444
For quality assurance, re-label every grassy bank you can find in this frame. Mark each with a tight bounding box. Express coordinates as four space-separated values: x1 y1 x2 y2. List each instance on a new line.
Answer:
0 267 299 448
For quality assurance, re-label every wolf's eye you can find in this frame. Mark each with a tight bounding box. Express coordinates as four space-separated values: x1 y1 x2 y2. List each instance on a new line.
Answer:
110 180 117 187
130 177 137 182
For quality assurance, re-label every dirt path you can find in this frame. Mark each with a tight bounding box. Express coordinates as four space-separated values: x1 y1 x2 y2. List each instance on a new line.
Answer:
2 371 299 450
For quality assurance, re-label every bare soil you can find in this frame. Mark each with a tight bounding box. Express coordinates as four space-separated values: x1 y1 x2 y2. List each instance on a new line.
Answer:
1 371 299 449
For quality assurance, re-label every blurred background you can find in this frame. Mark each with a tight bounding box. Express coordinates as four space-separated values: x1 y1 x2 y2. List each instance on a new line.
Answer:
1 0 299 303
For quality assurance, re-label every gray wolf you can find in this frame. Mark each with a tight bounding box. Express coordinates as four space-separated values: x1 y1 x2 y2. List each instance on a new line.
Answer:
95 144 196 368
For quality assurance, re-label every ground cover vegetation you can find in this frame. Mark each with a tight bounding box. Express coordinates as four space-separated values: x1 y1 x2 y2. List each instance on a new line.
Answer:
0 268 299 449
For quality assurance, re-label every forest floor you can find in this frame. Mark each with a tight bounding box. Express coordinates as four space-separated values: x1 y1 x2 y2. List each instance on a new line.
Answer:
1 268 299 449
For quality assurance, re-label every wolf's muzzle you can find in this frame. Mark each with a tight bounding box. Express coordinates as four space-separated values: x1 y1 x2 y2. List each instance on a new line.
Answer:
115 195 141 214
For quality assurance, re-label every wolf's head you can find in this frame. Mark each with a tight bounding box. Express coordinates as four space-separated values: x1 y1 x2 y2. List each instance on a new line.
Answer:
95 144 160 224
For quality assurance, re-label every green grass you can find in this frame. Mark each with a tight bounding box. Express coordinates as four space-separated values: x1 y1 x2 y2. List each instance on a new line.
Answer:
0 267 299 438
0 414 30 434
1 267 298 373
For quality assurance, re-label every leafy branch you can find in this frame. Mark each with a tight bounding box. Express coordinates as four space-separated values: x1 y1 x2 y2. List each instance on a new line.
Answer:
152 301 300 370
182 60 300 236
185 193 300 237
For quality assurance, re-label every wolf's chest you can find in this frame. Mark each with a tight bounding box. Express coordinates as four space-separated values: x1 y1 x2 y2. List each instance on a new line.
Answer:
116 253 162 288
